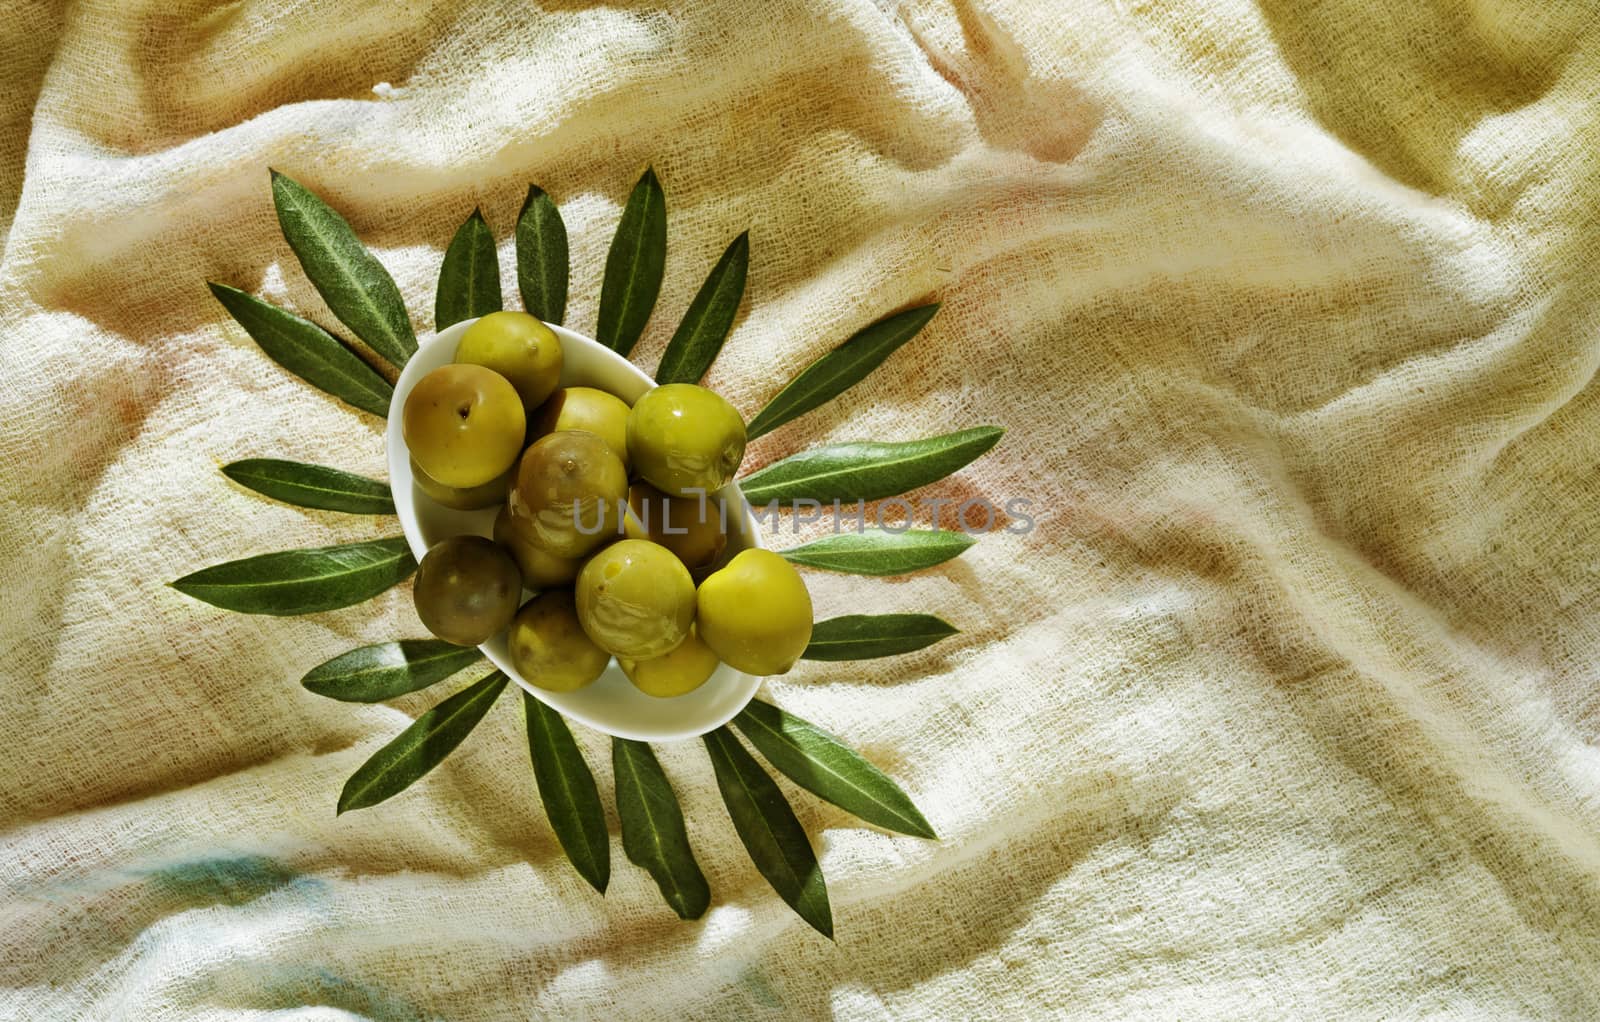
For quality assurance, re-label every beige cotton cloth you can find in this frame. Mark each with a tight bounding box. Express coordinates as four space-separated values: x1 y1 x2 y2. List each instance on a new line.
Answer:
4 0 1600 1018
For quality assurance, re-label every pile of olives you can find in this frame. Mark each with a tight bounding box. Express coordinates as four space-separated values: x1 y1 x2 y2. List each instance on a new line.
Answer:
402 311 813 698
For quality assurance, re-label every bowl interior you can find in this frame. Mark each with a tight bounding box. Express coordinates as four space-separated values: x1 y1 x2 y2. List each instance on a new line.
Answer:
386 318 763 741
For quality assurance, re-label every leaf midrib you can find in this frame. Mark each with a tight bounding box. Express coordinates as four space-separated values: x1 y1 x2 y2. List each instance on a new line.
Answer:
606 177 658 346
228 464 388 502
742 428 1000 495
673 248 741 349
213 286 392 403
785 531 973 555
532 704 604 873
280 181 405 361
738 710 919 833
324 646 470 686
710 733 812 905
185 541 408 591
461 220 481 314
804 627 955 650
521 196 556 315
617 743 691 910
342 674 503 808
752 316 922 435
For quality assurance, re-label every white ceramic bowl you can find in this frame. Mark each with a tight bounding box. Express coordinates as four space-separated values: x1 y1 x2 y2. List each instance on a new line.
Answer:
386 318 763 741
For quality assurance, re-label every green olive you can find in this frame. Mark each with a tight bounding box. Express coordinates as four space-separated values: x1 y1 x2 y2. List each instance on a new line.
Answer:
507 590 609 692
627 481 727 570
531 386 631 468
411 457 513 510
695 548 812 675
509 430 628 558
403 364 525 488
627 383 746 497
412 536 522 646
619 625 719 698
575 539 695 659
493 505 583 588
454 311 563 413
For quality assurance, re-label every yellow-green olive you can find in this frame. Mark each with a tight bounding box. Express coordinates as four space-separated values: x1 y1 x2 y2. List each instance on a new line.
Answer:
508 430 628 558
531 386 631 468
575 539 695 659
695 548 812 675
412 536 522 646
619 625 720 698
403 364 525 488
506 590 609 692
627 481 727 570
626 383 746 496
493 504 583 589
411 457 513 511
454 311 563 413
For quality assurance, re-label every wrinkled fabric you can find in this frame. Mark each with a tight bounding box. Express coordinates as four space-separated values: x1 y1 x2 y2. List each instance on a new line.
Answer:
3 1 1600 1019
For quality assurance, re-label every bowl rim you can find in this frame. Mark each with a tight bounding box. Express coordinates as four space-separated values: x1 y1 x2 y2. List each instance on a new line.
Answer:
385 316 764 741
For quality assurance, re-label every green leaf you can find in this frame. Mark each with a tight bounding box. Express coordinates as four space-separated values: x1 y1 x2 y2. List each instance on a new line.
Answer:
524 694 609 893
733 699 934 838
739 427 1004 504
337 670 509 813
435 208 502 330
612 737 709 920
779 528 974 576
596 167 666 356
747 304 938 439
655 232 748 384
270 170 417 368
301 640 482 702
208 283 394 417
703 727 832 938
803 614 958 661
171 536 416 616
516 185 569 325
221 458 395 515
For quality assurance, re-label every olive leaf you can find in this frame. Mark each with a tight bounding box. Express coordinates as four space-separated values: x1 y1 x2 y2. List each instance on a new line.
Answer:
803 614 958 661
779 529 974 576
270 170 417 368
516 185 569 325
221 459 395 515
612 737 709 920
170 536 416 616
435 207 502 330
733 699 934 838
301 640 483 702
739 426 1004 504
703 727 832 938
596 167 666 356
655 232 749 385
337 670 509 813
746 304 938 440
524 694 610 894
208 283 394 417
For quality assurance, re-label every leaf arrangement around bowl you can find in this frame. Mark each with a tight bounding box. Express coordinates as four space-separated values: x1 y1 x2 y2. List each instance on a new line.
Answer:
173 167 1004 937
